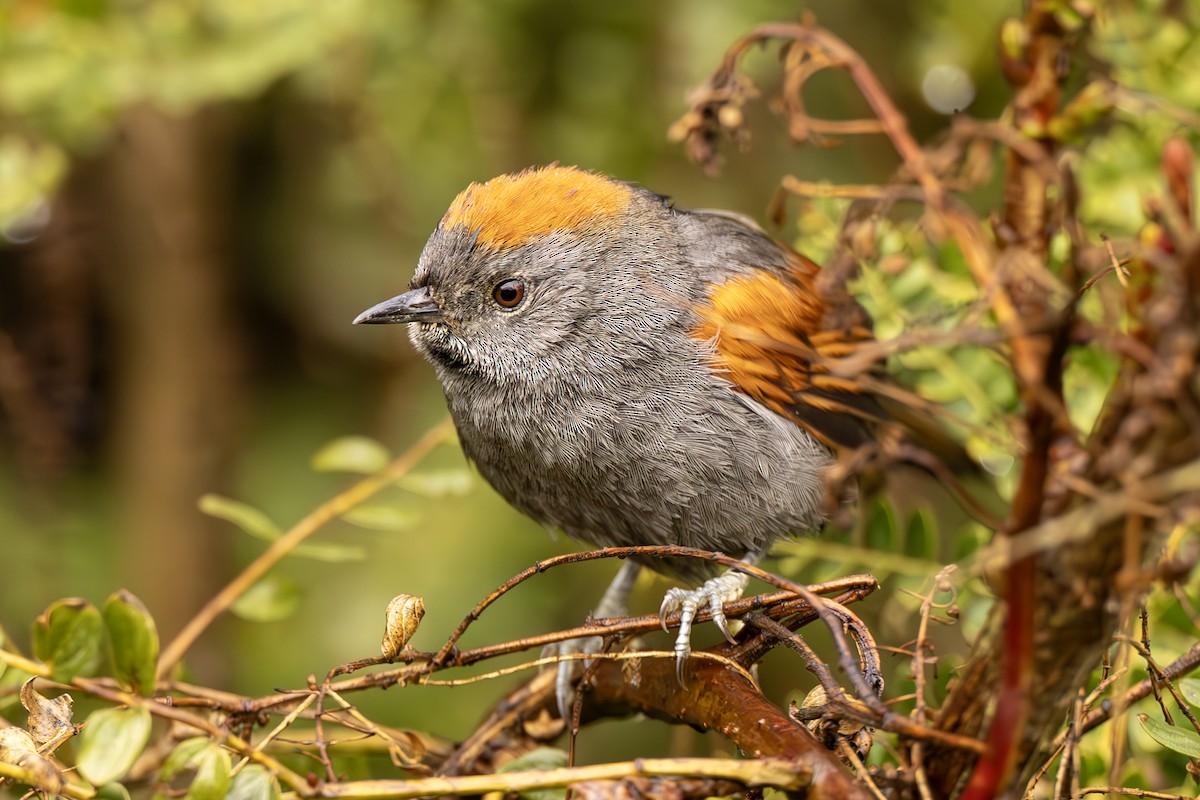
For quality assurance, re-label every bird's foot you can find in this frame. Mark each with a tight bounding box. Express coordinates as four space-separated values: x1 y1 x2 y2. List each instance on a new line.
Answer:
658 570 750 683
544 636 604 721
546 559 642 720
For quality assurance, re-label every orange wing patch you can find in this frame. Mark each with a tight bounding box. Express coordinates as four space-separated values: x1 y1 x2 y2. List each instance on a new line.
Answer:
442 165 634 250
694 261 884 449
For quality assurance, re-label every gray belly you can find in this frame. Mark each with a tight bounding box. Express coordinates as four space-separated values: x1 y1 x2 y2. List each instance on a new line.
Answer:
447 378 833 581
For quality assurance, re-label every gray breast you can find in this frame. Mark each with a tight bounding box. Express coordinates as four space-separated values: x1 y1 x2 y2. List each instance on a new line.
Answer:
443 360 832 580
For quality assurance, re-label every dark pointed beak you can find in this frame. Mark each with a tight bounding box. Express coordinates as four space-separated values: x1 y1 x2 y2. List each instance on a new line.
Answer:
353 286 443 325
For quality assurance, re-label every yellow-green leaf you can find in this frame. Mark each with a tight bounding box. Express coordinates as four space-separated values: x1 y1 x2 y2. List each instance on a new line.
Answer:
94 783 133 800
499 747 569 800
284 541 367 562
198 494 281 540
398 468 474 498
341 504 418 531
160 738 210 780
102 590 159 695
31 598 103 681
498 746 568 772
311 436 391 474
185 744 231 800
1139 714 1200 758
1180 678 1200 708
227 764 280 800
230 577 301 623
200 494 362 560
77 707 152 785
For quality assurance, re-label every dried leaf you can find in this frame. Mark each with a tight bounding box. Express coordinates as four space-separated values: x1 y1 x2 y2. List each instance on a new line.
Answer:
380 594 425 659
0 727 64 796
20 679 74 747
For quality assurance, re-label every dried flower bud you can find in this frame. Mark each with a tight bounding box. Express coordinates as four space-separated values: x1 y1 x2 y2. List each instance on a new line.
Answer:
381 594 425 660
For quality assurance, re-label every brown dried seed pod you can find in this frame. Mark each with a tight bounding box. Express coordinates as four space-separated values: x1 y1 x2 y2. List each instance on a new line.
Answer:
381 594 425 660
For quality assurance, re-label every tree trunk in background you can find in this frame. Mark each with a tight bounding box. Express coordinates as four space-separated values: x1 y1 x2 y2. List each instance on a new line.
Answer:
92 104 246 679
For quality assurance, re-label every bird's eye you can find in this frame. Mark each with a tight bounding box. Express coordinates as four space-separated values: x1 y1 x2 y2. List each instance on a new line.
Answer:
492 279 526 309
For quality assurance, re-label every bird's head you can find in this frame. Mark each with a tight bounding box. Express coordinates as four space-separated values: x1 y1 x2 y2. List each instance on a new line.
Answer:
354 165 692 386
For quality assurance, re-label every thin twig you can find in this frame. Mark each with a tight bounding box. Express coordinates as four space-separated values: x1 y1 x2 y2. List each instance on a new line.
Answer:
910 566 957 800
317 757 813 798
157 418 455 680
69 676 311 795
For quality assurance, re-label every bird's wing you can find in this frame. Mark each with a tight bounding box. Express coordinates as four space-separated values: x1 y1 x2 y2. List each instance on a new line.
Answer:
694 246 889 449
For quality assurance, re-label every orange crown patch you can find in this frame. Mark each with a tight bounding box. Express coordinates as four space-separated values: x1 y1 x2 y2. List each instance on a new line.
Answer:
441 165 635 250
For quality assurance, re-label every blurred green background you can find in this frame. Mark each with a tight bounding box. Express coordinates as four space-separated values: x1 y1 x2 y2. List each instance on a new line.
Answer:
4 0 1185 769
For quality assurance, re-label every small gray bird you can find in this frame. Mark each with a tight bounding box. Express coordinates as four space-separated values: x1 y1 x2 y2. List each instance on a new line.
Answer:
355 165 966 711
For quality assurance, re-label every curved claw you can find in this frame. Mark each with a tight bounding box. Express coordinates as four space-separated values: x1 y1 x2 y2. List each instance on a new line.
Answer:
545 636 603 720
710 592 737 644
675 642 690 685
658 570 751 685
672 597 700 685
659 587 689 632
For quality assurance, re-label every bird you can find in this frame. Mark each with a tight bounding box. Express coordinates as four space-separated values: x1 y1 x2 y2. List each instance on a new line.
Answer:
354 164 981 712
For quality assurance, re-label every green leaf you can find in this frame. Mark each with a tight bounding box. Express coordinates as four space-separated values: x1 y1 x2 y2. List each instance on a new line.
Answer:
863 498 899 552
227 765 280 800
311 436 391 474
56 0 109 20
200 493 363 560
102 590 159 695
76 707 152 785
1180 678 1200 708
185 744 231 800
498 747 570 800
1138 714 1200 758
198 494 282 541
904 508 937 560
157 738 232 800
230 577 301 623
498 746 569 772
31 598 103 681
284 541 367 562
94 783 133 800
341 504 419 531
160 738 210 781
397 467 474 498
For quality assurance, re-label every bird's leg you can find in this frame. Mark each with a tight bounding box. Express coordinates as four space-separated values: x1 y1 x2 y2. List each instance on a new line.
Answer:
552 559 641 719
658 550 764 682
